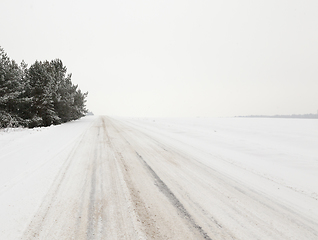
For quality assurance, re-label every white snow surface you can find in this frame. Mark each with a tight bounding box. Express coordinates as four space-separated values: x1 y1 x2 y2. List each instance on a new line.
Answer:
0 117 96 239
0 116 318 239
119 117 318 218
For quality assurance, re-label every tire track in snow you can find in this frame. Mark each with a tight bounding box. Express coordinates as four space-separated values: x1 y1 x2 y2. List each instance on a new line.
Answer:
105 117 208 239
22 117 144 239
22 129 91 239
104 118 163 239
135 151 212 240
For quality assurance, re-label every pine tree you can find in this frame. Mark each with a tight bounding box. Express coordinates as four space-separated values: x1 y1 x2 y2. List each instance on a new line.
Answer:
26 61 60 127
0 46 88 128
0 47 25 127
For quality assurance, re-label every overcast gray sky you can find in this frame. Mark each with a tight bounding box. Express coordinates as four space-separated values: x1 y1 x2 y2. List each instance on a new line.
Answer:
1 0 317 117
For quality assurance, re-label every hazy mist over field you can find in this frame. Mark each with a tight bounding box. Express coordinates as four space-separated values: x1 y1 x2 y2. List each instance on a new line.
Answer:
1 0 317 117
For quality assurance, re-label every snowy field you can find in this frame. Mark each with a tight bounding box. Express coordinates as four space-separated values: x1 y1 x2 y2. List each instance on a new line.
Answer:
122 116 318 202
118 116 318 238
0 116 317 239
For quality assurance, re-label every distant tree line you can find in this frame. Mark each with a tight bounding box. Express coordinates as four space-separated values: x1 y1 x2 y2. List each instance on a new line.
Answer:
0 47 88 128
236 113 318 119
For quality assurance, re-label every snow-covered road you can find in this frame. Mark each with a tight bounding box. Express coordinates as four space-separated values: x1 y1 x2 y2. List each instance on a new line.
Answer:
0 116 317 239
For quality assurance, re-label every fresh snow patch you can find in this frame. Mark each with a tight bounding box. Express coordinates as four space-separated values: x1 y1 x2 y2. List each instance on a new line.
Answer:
0 116 97 239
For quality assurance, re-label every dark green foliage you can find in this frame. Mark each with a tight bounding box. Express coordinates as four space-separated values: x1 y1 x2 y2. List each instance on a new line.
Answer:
0 47 88 128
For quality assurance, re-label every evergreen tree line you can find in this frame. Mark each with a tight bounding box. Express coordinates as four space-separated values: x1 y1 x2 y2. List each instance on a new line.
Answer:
0 47 88 128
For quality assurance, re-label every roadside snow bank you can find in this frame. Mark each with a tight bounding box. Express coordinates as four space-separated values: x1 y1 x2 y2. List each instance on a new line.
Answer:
0 116 97 239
